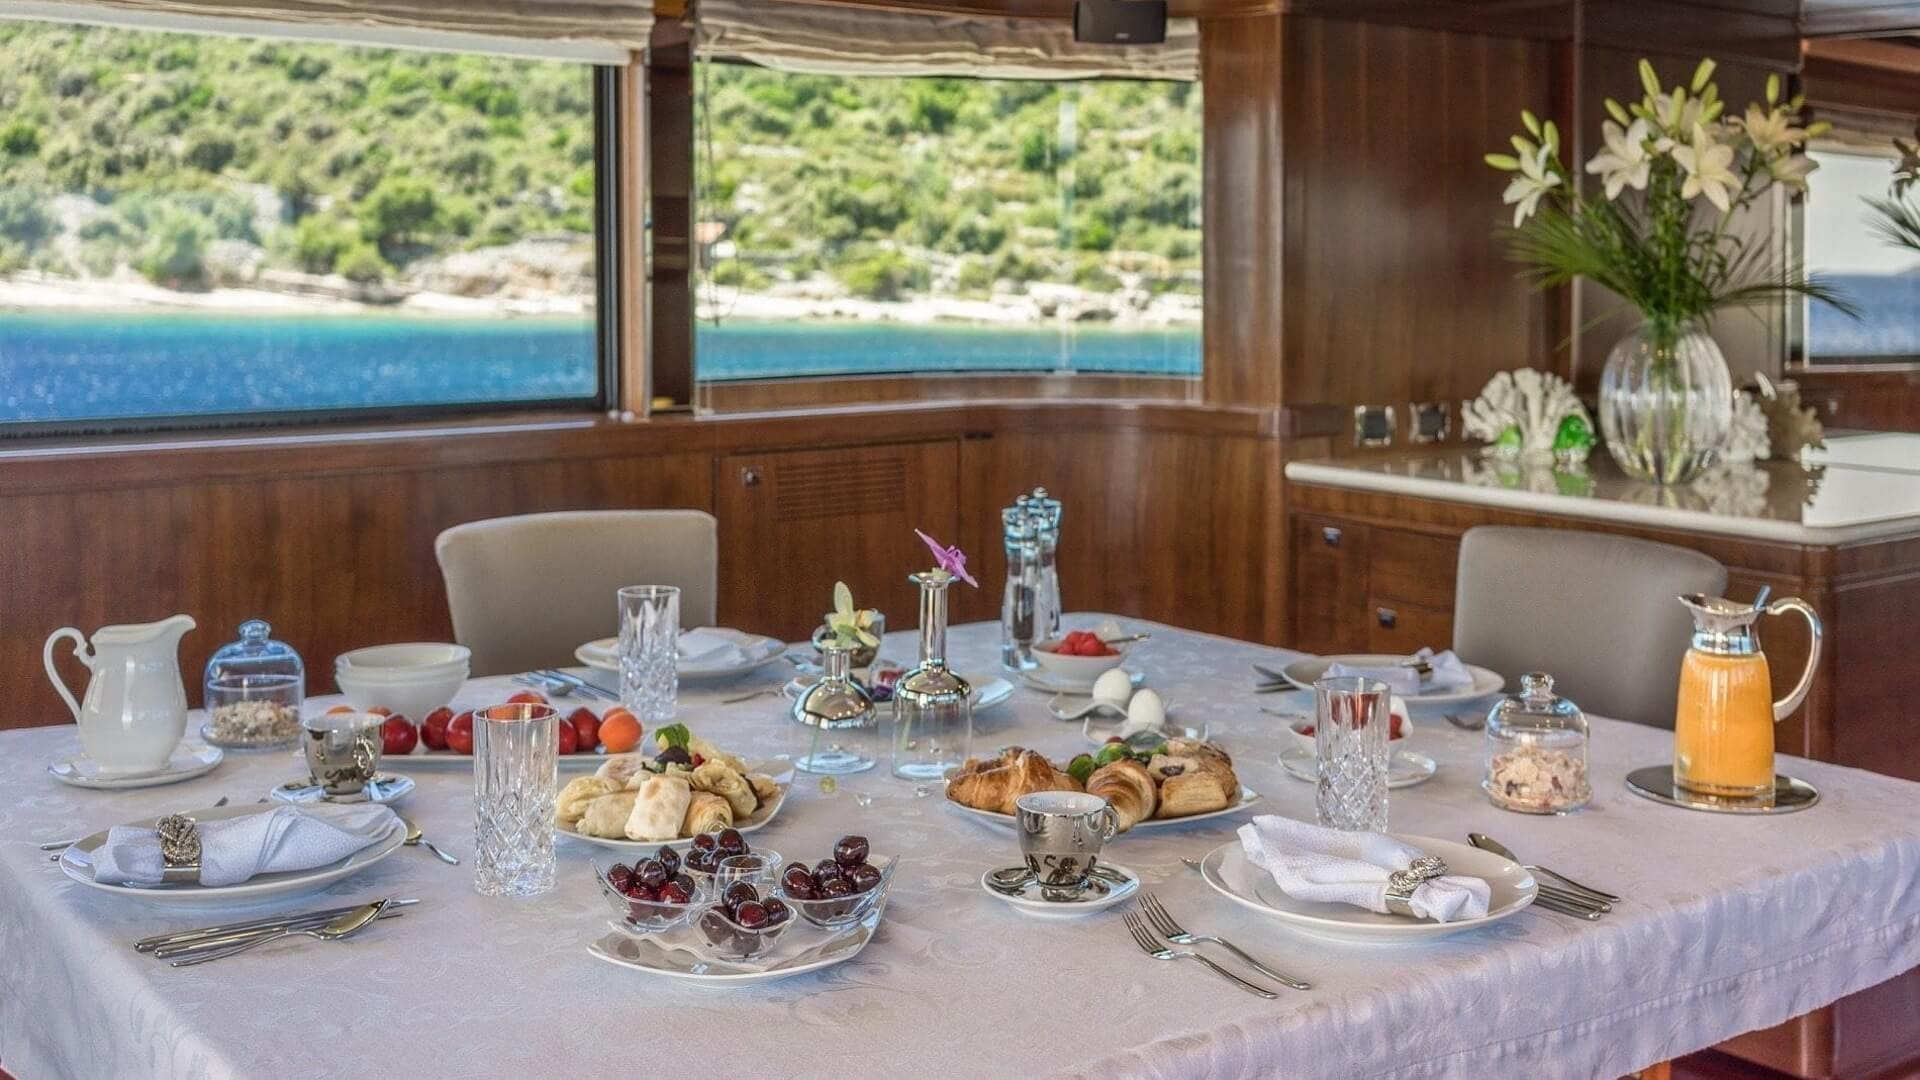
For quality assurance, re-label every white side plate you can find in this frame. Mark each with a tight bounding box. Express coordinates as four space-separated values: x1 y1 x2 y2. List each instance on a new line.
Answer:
576 634 789 682
1279 655 1504 707
48 742 223 790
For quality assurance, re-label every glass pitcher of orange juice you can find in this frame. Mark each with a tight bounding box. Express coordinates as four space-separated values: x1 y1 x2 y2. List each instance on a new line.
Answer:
1673 592 1823 797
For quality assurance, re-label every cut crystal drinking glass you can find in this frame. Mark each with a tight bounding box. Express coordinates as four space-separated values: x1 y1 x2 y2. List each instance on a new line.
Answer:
617 585 679 725
1313 676 1390 832
474 701 559 898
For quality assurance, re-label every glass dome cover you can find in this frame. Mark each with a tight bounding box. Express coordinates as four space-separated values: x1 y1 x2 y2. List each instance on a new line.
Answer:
205 619 305 684
1483 671 1591 814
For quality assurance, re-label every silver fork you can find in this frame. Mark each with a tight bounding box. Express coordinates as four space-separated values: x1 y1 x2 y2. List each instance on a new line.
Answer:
171 899 389 967
1122 910 1276 999
1139 893 1311 991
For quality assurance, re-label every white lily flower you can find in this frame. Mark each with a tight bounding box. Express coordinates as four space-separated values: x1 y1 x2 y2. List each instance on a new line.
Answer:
1738 104 1806 155
1672 125 1738 213
1502 146 1561 226
1767 152 1817 192
1649 90 1708 150
1585 118 1652 199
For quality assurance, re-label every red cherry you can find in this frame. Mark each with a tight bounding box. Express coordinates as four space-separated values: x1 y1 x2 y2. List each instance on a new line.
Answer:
557 722 578 755
445 712 475 755
379 716 417 756
658 882 691 904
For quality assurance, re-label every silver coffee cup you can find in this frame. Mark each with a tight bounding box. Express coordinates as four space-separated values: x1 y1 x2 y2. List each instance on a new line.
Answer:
302 711 383 796
1016 791 1119 891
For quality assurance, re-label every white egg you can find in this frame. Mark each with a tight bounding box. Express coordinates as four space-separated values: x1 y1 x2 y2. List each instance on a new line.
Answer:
1092 668 1134 707
1120 688 1166 738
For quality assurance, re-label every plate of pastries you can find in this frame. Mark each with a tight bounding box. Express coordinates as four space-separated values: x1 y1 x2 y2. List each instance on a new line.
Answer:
554 724 789 850
945 737 1257 832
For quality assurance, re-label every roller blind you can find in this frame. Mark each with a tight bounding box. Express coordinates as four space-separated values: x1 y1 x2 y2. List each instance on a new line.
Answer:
0 0 650 62
694 0 1198 81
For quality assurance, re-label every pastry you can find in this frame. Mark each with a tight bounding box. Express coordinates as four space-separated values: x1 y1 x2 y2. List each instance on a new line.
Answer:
1149 739 1238 819
946 748 1082 815
555 776 616 826
595 753 651 788
625 774 693 841
577 790 636 838
745 772 781 807
681 791 733 835
690 760 757 819
1086 759 1158 831
688 734 748 775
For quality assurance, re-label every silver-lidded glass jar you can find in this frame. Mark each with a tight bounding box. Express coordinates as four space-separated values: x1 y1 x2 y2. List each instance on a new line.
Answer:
1484 672 1591 814
202 619 304 750
891 570 972 782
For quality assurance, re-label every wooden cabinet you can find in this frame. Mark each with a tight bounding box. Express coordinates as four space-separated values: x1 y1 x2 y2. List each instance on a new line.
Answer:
1290 514 1459 656
1289 515 1369 654
714 440 959 641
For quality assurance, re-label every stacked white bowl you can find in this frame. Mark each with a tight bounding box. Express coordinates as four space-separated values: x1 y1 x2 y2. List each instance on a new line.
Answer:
334 643 471 722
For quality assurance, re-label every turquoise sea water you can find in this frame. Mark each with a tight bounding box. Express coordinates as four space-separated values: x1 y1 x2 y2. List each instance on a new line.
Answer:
0 310 1200 425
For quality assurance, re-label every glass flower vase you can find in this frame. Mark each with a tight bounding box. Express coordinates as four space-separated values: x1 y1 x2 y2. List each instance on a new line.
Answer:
1598 318 1732 485
792 641 877 775
891 571 972 782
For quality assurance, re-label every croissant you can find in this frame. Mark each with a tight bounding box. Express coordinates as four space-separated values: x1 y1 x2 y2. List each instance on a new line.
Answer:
690 761 757 819
555 776 616 827
681 791 733 836
577 791 636 838
1087 759 1157 832
946 749 1081 815
625 774 692 841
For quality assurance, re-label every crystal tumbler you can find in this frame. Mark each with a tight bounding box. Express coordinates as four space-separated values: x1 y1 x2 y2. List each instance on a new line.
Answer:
617 584 679 725
1313 676 1390 831
474 701 559 898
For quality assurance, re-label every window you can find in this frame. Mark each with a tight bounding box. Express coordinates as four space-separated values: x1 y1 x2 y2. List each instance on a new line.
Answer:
691 63 1201 384
1804 145 1920 364
0 20 607 433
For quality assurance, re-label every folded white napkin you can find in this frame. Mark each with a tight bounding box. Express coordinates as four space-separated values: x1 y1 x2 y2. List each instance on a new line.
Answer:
678 627 757 667
1237 816 1491 922
1327 647 1473 696
87 804 399 887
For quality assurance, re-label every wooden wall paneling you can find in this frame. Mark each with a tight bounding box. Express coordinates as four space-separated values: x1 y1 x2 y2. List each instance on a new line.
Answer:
712 440 961 643
647 19 695 409
1804 38 1920 121
1791 366 1920 431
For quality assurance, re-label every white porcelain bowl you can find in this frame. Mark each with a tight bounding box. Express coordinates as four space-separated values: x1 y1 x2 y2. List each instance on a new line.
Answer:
336 643 472 675
335 644 469 720
1029 637 1131 687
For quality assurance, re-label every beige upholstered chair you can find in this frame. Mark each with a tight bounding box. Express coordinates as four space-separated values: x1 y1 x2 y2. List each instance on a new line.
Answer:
435 510 719 677
1452 526 1727 728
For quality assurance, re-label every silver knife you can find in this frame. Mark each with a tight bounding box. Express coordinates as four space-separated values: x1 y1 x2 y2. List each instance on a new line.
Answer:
135 898 421 952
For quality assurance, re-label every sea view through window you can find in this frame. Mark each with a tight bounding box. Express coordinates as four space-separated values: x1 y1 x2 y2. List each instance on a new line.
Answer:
692 63 1203 383
0 19 601 430
1805 146 1920 363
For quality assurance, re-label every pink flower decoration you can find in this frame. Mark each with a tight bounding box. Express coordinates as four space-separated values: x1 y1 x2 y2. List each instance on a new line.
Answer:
914 528 979 588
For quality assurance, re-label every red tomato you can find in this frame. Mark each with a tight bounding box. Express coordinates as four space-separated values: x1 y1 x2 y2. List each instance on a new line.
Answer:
567 707 600 752
446 712 475 755
380 716 417 756
421 707 454 751
557 721 578 755
506 690 548 706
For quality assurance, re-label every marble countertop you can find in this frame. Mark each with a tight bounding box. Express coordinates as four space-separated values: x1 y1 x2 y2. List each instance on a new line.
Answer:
1286 432 1920 545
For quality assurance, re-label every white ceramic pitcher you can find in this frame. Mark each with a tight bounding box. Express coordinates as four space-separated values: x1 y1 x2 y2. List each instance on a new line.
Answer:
44 615 196 774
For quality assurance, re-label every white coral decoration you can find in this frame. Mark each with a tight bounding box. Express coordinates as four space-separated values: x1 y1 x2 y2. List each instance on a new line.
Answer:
1722 393 1771 464
1463 368 1592 462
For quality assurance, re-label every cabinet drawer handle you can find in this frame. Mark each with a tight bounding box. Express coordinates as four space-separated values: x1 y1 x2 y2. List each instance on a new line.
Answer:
1376 607 1397 629
1321 526 1342 548
739 467 762 488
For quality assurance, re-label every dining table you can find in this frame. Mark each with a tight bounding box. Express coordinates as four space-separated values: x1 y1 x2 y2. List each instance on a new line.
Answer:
3 617 1918 1080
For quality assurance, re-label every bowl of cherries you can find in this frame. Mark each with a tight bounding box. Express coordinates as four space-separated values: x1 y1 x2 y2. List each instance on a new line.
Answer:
598 850 701 932
776 835 894 930
682 828 783 890
696 879 796 959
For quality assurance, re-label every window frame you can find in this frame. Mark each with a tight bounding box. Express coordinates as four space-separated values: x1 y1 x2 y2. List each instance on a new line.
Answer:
0 38 622 441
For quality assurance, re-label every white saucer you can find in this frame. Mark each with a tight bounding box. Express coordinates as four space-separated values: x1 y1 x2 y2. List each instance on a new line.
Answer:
1022 668 1145 696
48 742 223 790
983 864 1141 918
269 773 415 805
1278 746 1438 789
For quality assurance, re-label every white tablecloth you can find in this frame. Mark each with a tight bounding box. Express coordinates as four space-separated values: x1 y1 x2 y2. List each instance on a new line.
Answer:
2 619 1917 1080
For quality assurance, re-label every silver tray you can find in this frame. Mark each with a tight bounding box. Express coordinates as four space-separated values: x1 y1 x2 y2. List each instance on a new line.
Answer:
1625 765 1818 815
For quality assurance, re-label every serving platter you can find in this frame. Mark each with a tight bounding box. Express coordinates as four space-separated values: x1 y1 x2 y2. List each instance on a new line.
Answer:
576 633 788 682
1196 834 1536 943
554 763 792 852
1276 654 1504 706
587 905 881 987
57 804 406 906
396 746 607 770
946 784 1262 831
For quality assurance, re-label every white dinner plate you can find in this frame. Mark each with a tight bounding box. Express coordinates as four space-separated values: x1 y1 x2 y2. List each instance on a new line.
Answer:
576 633 789 682
588 905 881 987
1197 835 1537 944
1277 655 1505 707
58 804 406 906
947 784 1262 832
983 863 1141 919
783 672 1014 713
48 742 224 790
554 763 792 852
1277 746 1438 789
1020 668 1145 695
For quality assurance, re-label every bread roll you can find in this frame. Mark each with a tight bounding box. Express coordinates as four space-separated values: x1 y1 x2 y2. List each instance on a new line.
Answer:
555 776 616 827
577 791 636 838
1086 759 1158 831
625 774 692 841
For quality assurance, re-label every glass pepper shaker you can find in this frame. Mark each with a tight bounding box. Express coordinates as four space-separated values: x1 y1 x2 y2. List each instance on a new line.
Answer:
1483 672 1591 814
202 619 305 750
1030 487 1063 643
1000 501 1039 672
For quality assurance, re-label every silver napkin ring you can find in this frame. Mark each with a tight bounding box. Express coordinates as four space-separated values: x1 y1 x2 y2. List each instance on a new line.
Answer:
1384 855 1448 918
157 814 202 884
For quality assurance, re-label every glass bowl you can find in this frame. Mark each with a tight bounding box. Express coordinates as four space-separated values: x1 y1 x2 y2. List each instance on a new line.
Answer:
595 861 703 933
777 854 896 930
695 901 795 959
685 849 782 893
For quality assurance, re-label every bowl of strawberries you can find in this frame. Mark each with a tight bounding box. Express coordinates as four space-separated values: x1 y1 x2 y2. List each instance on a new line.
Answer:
1031 627 1131 687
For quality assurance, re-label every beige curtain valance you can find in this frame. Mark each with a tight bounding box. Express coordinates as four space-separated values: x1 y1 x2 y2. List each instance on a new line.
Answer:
0 0 650 62
693 0 1197 81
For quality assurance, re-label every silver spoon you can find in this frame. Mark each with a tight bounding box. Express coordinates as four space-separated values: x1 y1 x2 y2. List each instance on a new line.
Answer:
171 900 388 967
1468 834 1619 903
402 820 459 865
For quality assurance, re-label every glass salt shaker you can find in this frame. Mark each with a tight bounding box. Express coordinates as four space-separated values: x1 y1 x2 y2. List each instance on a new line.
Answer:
1000 501 1039 672
1483 672 1591 814
1030 488 1063 642
202 619 306 750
